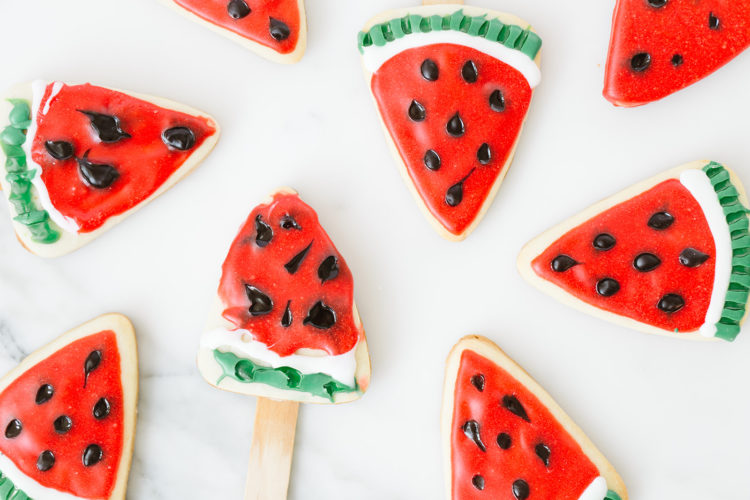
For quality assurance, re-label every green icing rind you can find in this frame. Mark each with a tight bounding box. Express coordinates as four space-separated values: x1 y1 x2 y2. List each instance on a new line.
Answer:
0 470 31 500
604 491 622 500
702 161 750 341
1 99 61 244
212 349 358 402
357 9 542 60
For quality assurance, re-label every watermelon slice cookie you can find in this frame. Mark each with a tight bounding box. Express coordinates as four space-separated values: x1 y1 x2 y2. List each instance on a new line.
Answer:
603 0 750 106
0 81 219 257
0 314 138 500
442 335 627 500
518 161 750 341
358 6 542 241
162 0 307 63
198 188 370 404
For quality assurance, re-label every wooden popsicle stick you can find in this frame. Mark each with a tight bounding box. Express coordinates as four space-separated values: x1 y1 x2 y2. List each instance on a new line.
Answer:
244 398 300 500
423 0 464 4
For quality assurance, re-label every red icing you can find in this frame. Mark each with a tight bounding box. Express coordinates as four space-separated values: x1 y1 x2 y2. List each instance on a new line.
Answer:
31 82 217 233
452 349 600 499
0 331 124 498
603 0 750 106
218 192 360 357
371 43 533 236
173 0 300 55
532 179 716 332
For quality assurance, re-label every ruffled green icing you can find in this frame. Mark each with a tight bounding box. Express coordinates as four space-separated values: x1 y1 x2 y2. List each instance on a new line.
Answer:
357 9 542 60
212 349 358 402
702 162 750 341
603 490 621 500
0 470 30 500
1 99 60 244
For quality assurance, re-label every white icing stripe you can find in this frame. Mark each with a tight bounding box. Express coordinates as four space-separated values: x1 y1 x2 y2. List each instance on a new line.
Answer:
679 169 733 338
24 80 81 234
360 30 541 88
200 328 357 387
577 476 608 500
0 452 84 500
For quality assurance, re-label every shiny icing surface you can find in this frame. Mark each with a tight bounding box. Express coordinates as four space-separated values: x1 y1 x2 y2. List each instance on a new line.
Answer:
28 82 217 233
218 192 360 357
532 178 716 333
371 43 532 236
451 350 600 499
172 0 300 54
0 331 123 498
603 0 750 106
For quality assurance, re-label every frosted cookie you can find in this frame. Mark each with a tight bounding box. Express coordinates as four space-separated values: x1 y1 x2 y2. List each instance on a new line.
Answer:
160 0 307 63
0 314 138 500
0 81 220 257
358 5 541 241
518 161 750 341
603 0 750 106
198 188 370 404
442 335 627 500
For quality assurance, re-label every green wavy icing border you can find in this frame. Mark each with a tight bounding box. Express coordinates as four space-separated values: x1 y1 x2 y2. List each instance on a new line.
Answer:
0 469 30 500
605 490 622 500
0 99 60 244
702 162 750 341
212 349 358 402
357 9 542 60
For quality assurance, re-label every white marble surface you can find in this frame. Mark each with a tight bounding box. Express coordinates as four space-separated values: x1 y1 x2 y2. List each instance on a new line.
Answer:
1 1 749 499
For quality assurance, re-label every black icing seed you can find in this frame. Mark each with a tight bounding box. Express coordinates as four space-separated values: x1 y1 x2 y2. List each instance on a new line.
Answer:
84 350 102 388
318 255 339 283
497 432 512 449
245 285 273 316
489 89 506 112
82 444 103 467
445 178 465 206
285 241 313 274
679 248 710 267
535 443 551 467
596 278 620 297
446 112 465 137
4 419 22 439
44 140 74 161
671 54 684 67
648 211 674 230
54 415 73 434
408 100 426 121
37 451 55 471
462 60 478 83
502 395 530 422
161 126 196 151
78 110 130 143
472 475 485 491
477 143 491 165
421 59 439 81
303 301 336 329
423 149 441 171
593 233 616 251
512 479 530 500
630 52 651 72
551 255 579 272
255 214 273 247
77 151 119 189
462 420 487 452
708 12 720 30
634 253 662 272
93 398 111 420
36 384 54 405
470 374 485 391
658 294 685 313
280 215 301 230
647 0 667 7
281 301 293 328
269 17 290 41
227 0 251 19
